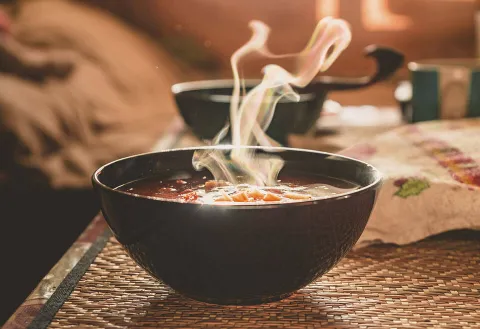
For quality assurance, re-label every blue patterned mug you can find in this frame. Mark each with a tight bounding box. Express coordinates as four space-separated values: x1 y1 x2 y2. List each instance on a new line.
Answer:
405 59 480 123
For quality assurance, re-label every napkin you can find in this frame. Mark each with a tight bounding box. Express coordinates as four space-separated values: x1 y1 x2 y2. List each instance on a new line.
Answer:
340 118 480 248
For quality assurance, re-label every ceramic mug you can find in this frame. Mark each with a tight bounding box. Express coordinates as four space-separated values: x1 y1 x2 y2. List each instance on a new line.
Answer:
403 59 480 123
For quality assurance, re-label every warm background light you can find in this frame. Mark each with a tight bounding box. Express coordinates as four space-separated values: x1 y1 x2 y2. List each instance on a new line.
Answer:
316 0 474 32
316 0 413 31
318 0 339 18
362 0 412 31
83 0 477 83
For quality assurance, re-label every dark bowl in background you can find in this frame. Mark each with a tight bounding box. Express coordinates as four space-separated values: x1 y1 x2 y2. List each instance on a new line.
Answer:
173 45 404 145
92 146 382 305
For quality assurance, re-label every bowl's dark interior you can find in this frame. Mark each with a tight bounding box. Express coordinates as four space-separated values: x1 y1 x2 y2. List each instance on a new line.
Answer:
173 82 326 143
93 147 381 304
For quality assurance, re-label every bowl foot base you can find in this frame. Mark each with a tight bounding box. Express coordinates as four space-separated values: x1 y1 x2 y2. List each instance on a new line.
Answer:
181 291 294 306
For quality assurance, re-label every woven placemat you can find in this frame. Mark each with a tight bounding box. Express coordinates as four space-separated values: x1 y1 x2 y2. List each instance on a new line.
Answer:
47 230 480 329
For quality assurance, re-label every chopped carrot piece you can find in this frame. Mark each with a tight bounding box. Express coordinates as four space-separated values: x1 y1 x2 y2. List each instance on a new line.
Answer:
263 192 282 202
232 191 249 202
205 181 217 191
247 189 265 200
214 191 233 202
205 180 229 191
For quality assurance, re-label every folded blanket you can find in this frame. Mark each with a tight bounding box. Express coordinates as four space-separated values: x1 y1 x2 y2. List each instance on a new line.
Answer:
0 0 186 189
340 118 480 248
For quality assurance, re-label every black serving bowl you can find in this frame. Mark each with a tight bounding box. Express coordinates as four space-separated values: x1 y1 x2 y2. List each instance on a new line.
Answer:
92 146 382 305
173 45 404 145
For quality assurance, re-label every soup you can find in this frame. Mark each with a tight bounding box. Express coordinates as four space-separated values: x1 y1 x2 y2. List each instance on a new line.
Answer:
117 173 359 204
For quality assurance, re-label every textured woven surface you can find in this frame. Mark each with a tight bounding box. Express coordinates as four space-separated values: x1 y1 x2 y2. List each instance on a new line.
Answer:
48 231 480 328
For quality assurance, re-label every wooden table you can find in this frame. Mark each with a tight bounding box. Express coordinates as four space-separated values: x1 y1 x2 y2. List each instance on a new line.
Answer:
6 109 480 329
3 107 402 329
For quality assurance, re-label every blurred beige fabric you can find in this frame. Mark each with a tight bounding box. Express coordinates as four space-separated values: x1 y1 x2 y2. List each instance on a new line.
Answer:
0 0 187 188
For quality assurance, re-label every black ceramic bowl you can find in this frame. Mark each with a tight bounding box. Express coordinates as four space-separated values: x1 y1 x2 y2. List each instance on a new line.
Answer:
92 146 382 305
173 45 404 144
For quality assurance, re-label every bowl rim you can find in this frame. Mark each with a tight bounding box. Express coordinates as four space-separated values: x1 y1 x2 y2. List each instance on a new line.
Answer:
172 79 261 94
92 146 383 209
171 79 316 103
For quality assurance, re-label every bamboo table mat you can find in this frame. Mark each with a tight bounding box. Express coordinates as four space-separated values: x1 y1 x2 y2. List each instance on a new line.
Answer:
41 230 479 328
10 114 477 329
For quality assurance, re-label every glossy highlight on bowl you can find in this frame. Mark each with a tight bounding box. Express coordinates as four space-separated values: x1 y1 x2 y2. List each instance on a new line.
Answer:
92 146 382 305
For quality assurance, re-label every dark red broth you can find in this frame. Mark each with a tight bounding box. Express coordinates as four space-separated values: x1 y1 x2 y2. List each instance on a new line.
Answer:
117 173 359 204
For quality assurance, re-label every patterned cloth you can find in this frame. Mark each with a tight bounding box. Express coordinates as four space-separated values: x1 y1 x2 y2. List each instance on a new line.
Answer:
341 118 480 248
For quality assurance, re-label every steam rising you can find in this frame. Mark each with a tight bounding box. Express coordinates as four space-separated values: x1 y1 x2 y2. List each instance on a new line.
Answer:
193 17 352 186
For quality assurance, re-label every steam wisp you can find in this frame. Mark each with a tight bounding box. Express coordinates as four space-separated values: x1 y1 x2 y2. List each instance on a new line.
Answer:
193 17 352 186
